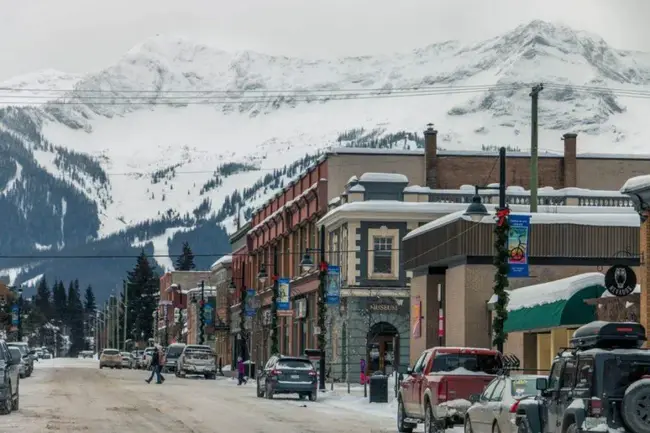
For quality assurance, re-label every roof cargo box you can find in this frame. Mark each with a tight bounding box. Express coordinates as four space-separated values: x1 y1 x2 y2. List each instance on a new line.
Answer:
570 321 646 350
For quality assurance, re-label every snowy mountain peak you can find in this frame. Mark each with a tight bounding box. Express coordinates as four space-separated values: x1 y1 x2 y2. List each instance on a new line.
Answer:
0 69 82 107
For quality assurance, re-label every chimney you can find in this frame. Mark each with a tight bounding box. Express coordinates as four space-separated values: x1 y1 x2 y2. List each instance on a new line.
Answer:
424 123 438 188
562 133 577 188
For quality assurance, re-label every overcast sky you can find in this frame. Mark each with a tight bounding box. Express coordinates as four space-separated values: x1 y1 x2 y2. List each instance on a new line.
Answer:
0 0 648 81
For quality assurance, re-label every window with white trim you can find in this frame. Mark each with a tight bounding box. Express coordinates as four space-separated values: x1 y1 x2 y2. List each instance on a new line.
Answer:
372 236 393 274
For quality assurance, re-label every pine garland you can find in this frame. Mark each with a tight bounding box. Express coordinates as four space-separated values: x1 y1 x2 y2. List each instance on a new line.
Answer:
270 278 279 354
492 215 510 350
317 269 327 356
239 287 247 357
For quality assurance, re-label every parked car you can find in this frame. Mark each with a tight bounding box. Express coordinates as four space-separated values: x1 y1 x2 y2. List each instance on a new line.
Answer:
176 345 216 379
256 355 318 401
41 349 52 359
131 350 144 369
516 321 650 433
397 346 502 433
120 352 135 369
99 349 122 369
0 342 21 414
142 347 155 370
79 350 93 359
465 374 544 433
162 343 186 374
7 343 33 378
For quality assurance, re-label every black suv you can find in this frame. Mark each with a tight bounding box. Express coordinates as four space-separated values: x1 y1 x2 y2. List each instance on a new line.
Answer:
0 340 21 415
516 321 650 433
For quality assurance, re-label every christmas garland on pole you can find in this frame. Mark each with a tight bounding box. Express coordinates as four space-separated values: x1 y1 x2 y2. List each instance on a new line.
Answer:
492 208 510 351
270 276 279 355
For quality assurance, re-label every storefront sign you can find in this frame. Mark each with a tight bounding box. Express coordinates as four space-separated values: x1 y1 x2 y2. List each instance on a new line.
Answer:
411 297 422 339
326 265 341 305
245 288 256 317
277 278 290 311
507 214 531 278
605 265 637 297
365 297 408 315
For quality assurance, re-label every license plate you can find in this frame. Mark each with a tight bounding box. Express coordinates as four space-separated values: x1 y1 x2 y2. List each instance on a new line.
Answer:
291 375 299 379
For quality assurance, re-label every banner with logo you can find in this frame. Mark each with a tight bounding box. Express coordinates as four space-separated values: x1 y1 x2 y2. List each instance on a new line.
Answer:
507 214 531 278
204 304 214 325
11 305 18 326
277 278 290 311
326 265 341 305
245 288 257 317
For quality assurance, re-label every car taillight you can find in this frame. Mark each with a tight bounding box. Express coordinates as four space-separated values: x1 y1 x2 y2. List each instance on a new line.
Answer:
271 369 281 376
510 400 520 413
437 381 447 401
587 398 603 417
308 370 317 376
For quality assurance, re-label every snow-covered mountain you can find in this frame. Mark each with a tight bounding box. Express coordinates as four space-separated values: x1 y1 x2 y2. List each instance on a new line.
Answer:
1 19 649 298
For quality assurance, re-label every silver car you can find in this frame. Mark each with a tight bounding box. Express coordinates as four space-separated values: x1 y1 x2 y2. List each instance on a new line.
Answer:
465 375 544 433
176 345 216 379
6 343 32 378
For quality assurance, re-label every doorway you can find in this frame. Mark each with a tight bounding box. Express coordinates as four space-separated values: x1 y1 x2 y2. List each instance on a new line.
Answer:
367 322 399 375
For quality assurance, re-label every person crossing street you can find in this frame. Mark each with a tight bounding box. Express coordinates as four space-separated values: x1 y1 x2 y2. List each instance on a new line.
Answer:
145 344 166 384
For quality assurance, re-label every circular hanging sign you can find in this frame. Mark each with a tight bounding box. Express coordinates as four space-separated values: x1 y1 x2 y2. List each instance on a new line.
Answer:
604 265 637 297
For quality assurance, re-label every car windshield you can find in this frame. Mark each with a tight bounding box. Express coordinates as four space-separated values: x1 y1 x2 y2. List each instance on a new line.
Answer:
166 346 185 357
510 377 539 397
103 350 119 355
431 353 502 374
121 353 130 357
144 348 154 355
276 359 314 370
604 357 650 396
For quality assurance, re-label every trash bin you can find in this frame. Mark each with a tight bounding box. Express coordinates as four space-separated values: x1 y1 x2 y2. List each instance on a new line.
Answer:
244 361 256 380
368 371 389 403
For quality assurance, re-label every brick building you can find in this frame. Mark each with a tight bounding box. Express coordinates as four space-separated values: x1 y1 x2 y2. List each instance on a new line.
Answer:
229 221 252 367
210 255 232 364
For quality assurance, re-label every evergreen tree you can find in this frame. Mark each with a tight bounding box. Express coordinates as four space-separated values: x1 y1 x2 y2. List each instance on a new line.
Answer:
175 241 196 271
34 278 51 324
84 285 96 313
52 280 67 324
67 281 85 355
125 250 159 342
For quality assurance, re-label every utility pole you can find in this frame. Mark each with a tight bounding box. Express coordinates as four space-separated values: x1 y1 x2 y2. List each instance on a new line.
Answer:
123 281 128 351
114 296 119 351
529 83 543 212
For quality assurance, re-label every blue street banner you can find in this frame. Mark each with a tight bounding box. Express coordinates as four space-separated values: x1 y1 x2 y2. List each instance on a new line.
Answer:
326 265 341 305
11 304 19 326
277 278 291 311
507 214 531 278
204 304 214 325
245 288 257 317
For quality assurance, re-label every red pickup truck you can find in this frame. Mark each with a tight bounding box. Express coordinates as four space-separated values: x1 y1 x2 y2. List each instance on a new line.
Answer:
397 346 502 433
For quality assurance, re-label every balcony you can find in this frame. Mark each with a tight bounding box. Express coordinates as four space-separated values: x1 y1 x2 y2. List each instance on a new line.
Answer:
404 185 633 208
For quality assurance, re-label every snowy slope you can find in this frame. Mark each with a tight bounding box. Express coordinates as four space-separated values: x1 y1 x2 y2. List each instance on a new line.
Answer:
2 19 650 245
0 69 83 107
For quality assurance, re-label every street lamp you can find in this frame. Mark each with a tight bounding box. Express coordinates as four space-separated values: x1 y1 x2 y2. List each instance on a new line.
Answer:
189 281 207 345
298 227 328 391
463 146 510 354
257 247 279 354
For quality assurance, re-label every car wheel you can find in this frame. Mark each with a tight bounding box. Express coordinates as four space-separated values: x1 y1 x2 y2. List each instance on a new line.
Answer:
308 391 317 402
622 379 650 433
565 423 577 433
465 417 473 433
11 382 19 411
256 380 264 398
0 381 12 415
397 398 414 433
424 401 443 433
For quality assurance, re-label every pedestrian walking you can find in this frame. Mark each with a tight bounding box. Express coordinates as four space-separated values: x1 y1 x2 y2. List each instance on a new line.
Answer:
237 356 247 385
145 344 166 384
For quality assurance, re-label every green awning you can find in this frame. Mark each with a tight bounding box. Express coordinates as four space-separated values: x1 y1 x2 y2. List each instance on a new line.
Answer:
503 284 605 333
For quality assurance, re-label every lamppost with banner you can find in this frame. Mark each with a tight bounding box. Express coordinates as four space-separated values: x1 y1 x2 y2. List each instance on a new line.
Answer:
159 299 173 346
257 246 280 355
9 286 23 342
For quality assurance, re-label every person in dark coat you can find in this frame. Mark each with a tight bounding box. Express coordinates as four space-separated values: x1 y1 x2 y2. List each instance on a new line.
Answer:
145 345 165 384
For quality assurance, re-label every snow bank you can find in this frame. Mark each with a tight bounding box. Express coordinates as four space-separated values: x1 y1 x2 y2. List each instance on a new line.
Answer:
621 175 650 193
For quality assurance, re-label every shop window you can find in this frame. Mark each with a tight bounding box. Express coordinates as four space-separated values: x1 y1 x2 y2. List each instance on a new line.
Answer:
373 237 393 273
367 227 399 280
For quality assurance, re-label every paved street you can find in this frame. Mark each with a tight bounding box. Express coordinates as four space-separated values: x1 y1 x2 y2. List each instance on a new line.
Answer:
2 358 400 433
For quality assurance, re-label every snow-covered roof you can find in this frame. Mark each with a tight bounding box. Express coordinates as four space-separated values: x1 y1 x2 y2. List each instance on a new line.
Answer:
404 185 628 198
210 255 232 271
328 147 423 156
621 175 650 193
348 184 365 192
250 182 318 232
358 172 409 183
347 175 358 184
488 273 605 311
403 208 639 241
183 286 218 296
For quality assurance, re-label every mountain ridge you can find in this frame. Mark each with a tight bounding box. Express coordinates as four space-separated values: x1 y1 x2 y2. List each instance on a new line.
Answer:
0 19 649 299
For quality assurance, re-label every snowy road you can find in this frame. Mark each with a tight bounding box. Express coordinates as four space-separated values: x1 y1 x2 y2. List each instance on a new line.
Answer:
3 358 405 432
